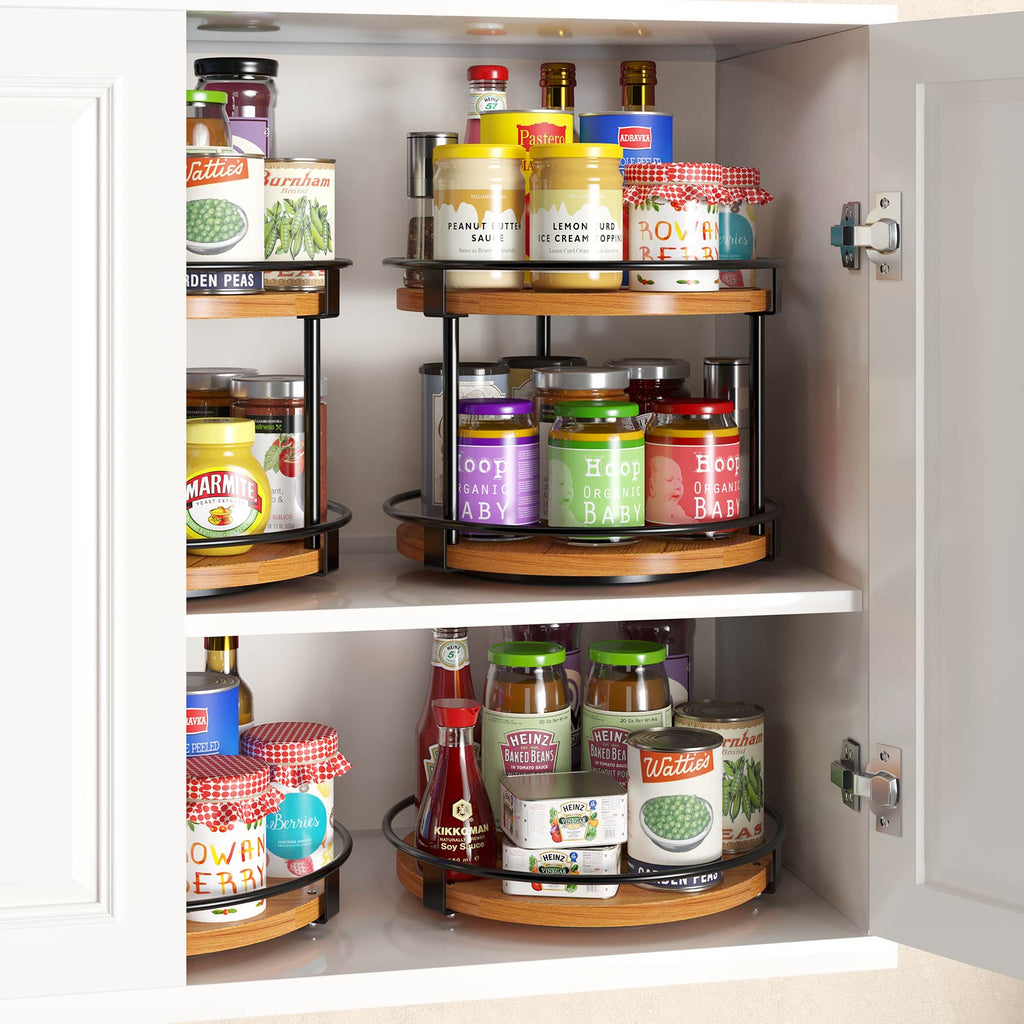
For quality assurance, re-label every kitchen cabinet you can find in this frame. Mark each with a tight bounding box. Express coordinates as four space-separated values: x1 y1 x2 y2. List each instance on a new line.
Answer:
2 2 1022 1019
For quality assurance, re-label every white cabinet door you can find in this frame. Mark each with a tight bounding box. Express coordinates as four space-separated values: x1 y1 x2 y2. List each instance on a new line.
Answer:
0 7 182 998
868 11 1024 980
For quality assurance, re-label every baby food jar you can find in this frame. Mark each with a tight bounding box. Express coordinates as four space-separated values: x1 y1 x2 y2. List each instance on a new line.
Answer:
186 90 231 149
432 143 527 289
547 400 645 532
457 398 539 527
582 640 672 786
186 754 283 922
500 354 587 401
644 398 740 528
482 641 570 817
186 418 271 556
529 143 624 291
603 357 692 426
187 367 259 418
532 366 629 518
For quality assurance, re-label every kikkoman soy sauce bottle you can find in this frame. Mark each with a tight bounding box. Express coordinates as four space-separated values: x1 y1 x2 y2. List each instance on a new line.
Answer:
416 699 495 882
482 641 570 817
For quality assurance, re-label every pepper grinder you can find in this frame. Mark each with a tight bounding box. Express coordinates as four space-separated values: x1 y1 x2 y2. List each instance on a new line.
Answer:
406 131 458 288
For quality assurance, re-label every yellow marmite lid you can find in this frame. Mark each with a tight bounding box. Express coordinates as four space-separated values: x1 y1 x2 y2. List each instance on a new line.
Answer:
529 143 623 161
186 417 256 445
432 143 528 161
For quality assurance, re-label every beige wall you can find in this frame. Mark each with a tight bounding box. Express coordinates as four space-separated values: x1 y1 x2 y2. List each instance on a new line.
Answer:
196 4 1024 1021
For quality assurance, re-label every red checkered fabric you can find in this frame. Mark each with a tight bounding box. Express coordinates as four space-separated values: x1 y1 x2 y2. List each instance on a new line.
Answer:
241 721 353 787
721 165 774 206
623 161 731 209
186 754 283 827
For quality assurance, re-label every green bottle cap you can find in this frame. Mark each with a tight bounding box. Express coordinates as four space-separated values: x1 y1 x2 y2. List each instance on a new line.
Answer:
552 400 640 420
488 641 566 667
588 640 667 666
187 89 229 105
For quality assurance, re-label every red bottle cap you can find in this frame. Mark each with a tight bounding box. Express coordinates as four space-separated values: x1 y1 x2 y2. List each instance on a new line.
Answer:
652 398 735 416
467 65 509 82
432 698 482 728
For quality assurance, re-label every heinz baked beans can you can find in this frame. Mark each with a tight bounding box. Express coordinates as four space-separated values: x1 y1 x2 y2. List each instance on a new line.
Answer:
675 700 764 853
626 726 723 892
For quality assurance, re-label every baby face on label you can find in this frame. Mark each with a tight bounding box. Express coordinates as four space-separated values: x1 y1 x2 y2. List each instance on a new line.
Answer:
648 456 683 503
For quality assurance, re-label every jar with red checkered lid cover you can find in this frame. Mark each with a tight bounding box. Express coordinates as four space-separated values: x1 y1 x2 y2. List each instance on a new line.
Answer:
719 166 774 289
241 722 352 878
186 754 282 922
623 162 727 292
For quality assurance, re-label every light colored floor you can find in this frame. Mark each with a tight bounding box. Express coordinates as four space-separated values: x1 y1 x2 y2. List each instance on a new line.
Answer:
198 944 1024 1024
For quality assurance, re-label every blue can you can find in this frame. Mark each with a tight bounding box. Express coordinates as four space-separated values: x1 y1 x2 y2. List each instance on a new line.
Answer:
579 112 673 169
186 671 239 756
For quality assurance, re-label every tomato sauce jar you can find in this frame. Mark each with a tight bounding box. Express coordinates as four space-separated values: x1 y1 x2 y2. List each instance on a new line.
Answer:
644 398 740 527
186 418 270 555
241 722 352 878
186 367 259 418
603 357 692 426
230 374 328 533
186 754 283 922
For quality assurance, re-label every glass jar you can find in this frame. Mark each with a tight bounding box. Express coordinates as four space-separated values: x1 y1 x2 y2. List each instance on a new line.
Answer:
644 398 740 527
482 641 570 817
187 367 259 418
532 366 629 518
464 65 508 144
432 143 527 289
405 131 459 288
603 357 692 425
499 355 587 402
230 374 328 533
582 640 672 786
457 398 539 527
618 619 696 706
186 418 270 556
186 90 230 149
529 143 624 291
194 57 278 156
547 400 645 530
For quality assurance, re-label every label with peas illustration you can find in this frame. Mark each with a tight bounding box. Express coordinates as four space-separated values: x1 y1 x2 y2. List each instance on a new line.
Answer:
186 152 264 262
626 731 723 891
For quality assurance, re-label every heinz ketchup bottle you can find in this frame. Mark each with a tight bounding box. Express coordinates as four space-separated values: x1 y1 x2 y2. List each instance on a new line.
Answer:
416 699 495 882
416 627 480 805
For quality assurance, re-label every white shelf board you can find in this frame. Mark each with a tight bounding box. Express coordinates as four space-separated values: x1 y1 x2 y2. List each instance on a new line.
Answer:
185 552 862 636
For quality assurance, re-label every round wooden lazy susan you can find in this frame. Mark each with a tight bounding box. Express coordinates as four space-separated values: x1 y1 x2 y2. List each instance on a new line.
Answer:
394 844 770 928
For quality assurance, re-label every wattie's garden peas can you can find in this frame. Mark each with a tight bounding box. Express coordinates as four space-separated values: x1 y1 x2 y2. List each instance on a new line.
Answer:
241 721 352 877
626 727 724 892
674 700 764 853
186 150 264 262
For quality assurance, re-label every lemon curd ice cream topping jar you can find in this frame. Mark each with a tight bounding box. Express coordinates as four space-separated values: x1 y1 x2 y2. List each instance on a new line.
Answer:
529 143 624 291
186 417 271 556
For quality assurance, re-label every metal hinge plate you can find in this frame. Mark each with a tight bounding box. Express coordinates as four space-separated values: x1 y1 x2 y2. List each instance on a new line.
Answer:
830 742 902 836
829 191 902 281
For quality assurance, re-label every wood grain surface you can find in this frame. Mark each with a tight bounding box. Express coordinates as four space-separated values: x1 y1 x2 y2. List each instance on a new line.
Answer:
396 524 768 578
396 287 770 317
187 291 324 320
187 540 324 591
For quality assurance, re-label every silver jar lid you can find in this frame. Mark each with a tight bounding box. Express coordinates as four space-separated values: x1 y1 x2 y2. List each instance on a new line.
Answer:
420 360 507 376
230 374 327 399
533 366 630 391
187 367 259 390
626 726 724 753
604 357 691 380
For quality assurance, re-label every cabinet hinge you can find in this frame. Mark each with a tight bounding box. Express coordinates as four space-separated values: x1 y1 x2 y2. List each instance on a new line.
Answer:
829 192 902 280
830 741 901 836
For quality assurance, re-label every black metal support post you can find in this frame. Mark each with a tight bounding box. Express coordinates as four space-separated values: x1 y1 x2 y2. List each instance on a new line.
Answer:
421 862 454 917
303 316 323 551
748 313 765 536
536 315 551 357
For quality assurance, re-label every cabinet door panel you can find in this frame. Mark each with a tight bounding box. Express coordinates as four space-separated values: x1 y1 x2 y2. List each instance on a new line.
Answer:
0 7 182 997
869 11 1024 979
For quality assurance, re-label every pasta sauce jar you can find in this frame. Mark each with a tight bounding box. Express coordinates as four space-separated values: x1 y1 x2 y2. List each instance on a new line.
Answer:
186 754 283 922
457 398 539 527
186 367 258 418
547 401 645 531
582 641 672 786
644 399 740 527
603 357 692 426
186 418 270 555
529 143 624 291
481 641 570 818
194 57 278 156
230 374 328 533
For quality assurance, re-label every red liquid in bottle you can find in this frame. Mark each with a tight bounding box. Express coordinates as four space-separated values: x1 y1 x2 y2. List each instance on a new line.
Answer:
416 699 495 882
416 627 480 805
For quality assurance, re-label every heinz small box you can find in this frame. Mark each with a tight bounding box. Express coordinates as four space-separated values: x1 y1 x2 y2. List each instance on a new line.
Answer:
501 838 620 899
500 771 627 849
